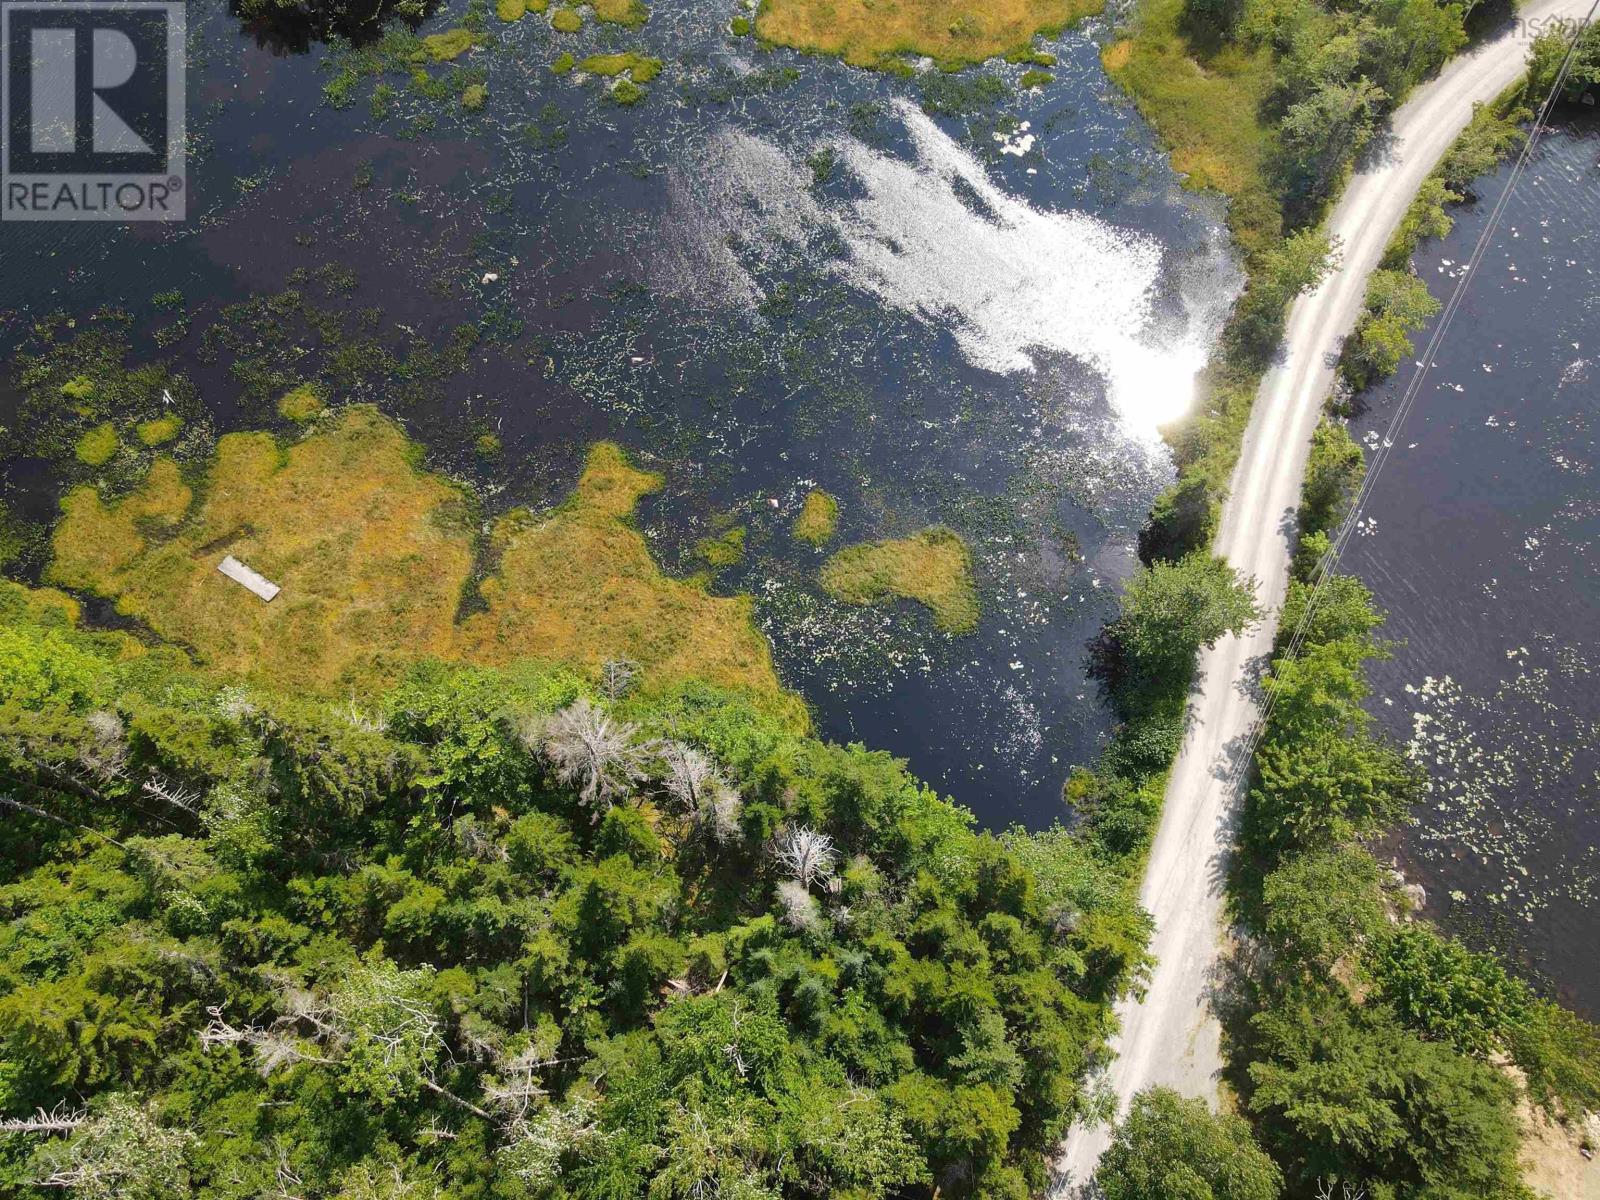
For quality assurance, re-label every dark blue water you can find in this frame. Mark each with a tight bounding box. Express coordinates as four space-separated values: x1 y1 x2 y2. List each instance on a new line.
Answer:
1 0 1238 828
1347 109 1600 1010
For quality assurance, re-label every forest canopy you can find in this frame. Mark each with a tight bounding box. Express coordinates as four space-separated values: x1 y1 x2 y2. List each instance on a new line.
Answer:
0 580 1153 1198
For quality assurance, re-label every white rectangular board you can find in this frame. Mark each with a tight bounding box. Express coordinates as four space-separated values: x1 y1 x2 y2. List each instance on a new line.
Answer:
217 555 281 602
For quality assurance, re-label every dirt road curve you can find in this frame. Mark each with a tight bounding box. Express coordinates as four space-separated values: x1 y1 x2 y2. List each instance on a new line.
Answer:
1054 1 1593 1185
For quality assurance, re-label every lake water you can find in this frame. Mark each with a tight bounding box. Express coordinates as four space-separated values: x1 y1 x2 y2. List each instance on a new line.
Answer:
0 0 1239 829
1346 108 1600 1012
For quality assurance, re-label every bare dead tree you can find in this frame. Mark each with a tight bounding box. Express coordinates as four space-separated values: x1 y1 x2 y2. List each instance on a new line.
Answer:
775 879 821 931
658 741 742 843
531 699 654 816
774 826 837 889
1315 1181 1369 1200
599 659 639 702
28 1095 193 1199
0 1104 87 1135
200 964 496 1122
78 711 128 781
140 773 204 817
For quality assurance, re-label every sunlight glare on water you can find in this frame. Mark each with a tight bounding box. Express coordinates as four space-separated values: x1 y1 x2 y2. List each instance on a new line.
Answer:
660 98 1227 438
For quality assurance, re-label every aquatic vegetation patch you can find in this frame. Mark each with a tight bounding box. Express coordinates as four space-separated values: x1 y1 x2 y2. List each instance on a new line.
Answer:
461 82 488 110
74 423 119 467
792 489 839 546
496 0 525 18
277 385 325 422
578 51 661 81
694 525 747 569
47 410 796 717
552 50 576 72
608 77 646 104
754 0 1100 70
590 0 650 25
421 27 476 60
821 527 979 634
134 414 183 447
550 7 582 31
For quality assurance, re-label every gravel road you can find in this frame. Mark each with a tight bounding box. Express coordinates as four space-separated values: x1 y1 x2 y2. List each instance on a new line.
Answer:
1054 1 1594 1184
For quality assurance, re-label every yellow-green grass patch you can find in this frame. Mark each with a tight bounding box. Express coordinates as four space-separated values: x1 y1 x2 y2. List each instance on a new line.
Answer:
551 8 583 32
460 444 795 717
1100 0 1281 255
277 385 325 422
48 411 798 719
422 28 476 60
497 0 526 19
695 526 746 569
754 0 1100 70
592 0 650 25
135 414 183 447
75 423 119 467
792 490 839 546
462 83 488 110
821 526 979 634
578 51 662 81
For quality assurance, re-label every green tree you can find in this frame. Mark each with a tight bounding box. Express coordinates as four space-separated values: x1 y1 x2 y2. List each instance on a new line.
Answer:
1260 846 1386 972
1110 553 1260 680
1097 1087 1281 1200
1369 924 1530 1059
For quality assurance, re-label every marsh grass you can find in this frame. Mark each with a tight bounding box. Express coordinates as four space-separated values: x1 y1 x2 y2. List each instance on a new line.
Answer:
754 0 1100 69
277 386 326 423
75 424 119 467
135 415 183 447
48 411 798 720
421 27 477 60
590 0 650 26
821 527 979 634
579 52 661 81
792 490 839 547
1101 0 1281 255
694 526 747 569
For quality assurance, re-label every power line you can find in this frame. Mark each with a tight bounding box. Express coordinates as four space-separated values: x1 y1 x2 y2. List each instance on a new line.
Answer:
1216 2 1599 801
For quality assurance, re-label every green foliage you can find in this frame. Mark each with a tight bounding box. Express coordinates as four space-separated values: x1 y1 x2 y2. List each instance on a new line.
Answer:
1260 846 1385 973
1508 998 1600 1119
1341 269 1441 390
1230 230 1334 361
1097 1086 1282 1200
1296 421 1364 542
0 595 1151 1198
1368 924 1531 1060
1247 986 1533 1197
1106 553 1259 683
1530 22 1600 104
1247 639 1419 856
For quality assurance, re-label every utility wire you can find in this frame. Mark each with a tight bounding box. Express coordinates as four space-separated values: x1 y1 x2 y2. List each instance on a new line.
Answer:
1215 2 1599 799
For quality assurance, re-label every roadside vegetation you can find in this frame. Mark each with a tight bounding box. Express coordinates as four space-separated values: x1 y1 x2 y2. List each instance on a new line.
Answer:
753 0 1099 70
1337 28 1595 400
1087 2 1600 1192
1114 0 1499 563
0 576 1155 1198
